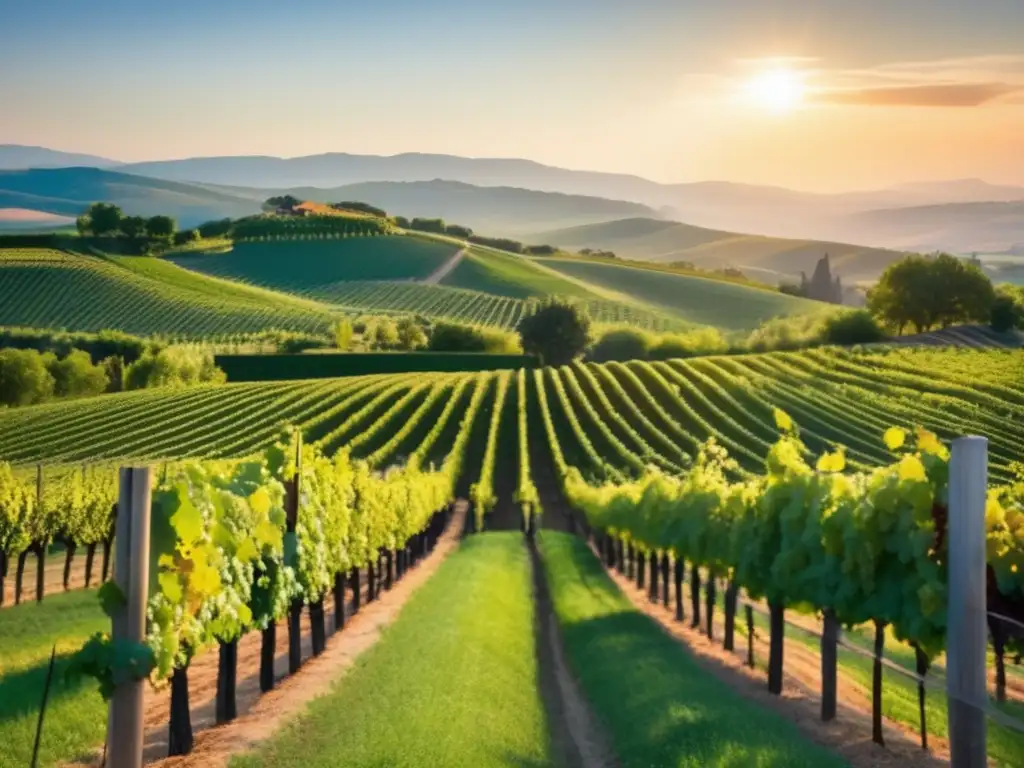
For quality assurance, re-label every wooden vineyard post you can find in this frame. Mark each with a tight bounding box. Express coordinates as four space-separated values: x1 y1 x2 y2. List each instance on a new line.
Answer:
746 604 755 668
286 433 303 675
35 465 45 602
690 565 701 629
946 436 988 767
723 581 738 652
106 467 152 768
660 553 669 609
673 557 684 622
821 609 838 722
648 552 658 603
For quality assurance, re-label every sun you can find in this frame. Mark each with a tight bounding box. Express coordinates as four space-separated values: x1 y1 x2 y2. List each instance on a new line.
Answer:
745 67 806 112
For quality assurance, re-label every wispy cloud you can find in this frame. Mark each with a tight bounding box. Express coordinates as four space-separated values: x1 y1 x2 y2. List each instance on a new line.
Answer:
815 82 1022 107
810 54 1024 108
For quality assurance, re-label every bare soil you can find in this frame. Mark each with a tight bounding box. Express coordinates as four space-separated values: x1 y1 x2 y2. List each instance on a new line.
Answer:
596 550 954 768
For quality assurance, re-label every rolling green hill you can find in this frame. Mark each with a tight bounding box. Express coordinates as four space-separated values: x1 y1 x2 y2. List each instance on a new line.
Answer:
0 248 335 337
538 257 835 332
533 217 908 282
441 246 605 300
171 236 461 298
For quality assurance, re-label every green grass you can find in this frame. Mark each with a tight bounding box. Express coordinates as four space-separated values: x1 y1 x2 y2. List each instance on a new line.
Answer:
539 257 834 332
172 236 460 298
442 247 601 300
0 248 336 337
537 532 847 767
0 589 107 767
233 532 556 768
740 605 1024 767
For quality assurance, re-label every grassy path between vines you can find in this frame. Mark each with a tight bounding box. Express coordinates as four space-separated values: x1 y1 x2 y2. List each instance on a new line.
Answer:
536 531 848 767
233 532 558 768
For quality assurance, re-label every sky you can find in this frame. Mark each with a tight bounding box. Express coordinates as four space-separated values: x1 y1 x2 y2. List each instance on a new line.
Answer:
2 0 1023 191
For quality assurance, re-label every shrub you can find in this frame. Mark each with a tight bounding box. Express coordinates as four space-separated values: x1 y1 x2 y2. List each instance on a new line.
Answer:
588 328 652 363
819 310 886 345
0 349 55 406
368 318 400 350
445 224 473 238
523 244 557 256
396 317 428 351
744 315 824 353
125 347 226 390
468 235 524 253
428 323 488 352
46 349 109 398
428 323 522 354
648 328 730 359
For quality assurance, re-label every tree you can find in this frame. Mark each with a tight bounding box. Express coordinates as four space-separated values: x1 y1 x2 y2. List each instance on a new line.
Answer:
392 216 411 228
120 215 147 239
991 294 1021 332
333 319 354 351
396 317 428 350
172 229 201 246
369 319 399 350
867 253 994 334
445 224 473 238
517 300 590 366
0 349 55 406
197 218 234 238
86 202 123 236
46 350 109 398
265 195 301 212
145 215 177 241
75 214 91 237
409 218 446 234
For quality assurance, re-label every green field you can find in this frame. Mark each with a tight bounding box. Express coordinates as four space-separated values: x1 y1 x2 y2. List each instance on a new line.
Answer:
234 533 555 768
442 247 602 299
539 257 835 331
2 348 1020 485
0 249 335 337
171 236 461 297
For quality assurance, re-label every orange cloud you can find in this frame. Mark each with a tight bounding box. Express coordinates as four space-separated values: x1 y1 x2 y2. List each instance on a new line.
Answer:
815 82 1021 107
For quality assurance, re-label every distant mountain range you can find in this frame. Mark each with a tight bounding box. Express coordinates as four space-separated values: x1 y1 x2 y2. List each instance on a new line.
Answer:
1 144 1021 254
0 144 120 170
0 167 657 233
529 218 909 284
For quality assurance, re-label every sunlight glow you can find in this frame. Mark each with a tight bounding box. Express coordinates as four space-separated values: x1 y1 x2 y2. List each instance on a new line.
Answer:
745 67 806 113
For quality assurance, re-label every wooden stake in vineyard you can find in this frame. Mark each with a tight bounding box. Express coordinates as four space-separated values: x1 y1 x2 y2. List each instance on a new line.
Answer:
946 436 988 767
106 467 152 768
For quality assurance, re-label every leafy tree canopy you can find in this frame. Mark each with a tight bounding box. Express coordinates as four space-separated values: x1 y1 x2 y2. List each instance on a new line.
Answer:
517 300 590 366
867 253 994 334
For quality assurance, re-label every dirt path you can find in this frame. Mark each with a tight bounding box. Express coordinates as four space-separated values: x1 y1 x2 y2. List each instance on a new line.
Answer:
596 552 952 768
68 502 466 768
421 246 467 285
528 536 617 768
1 550 102 607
